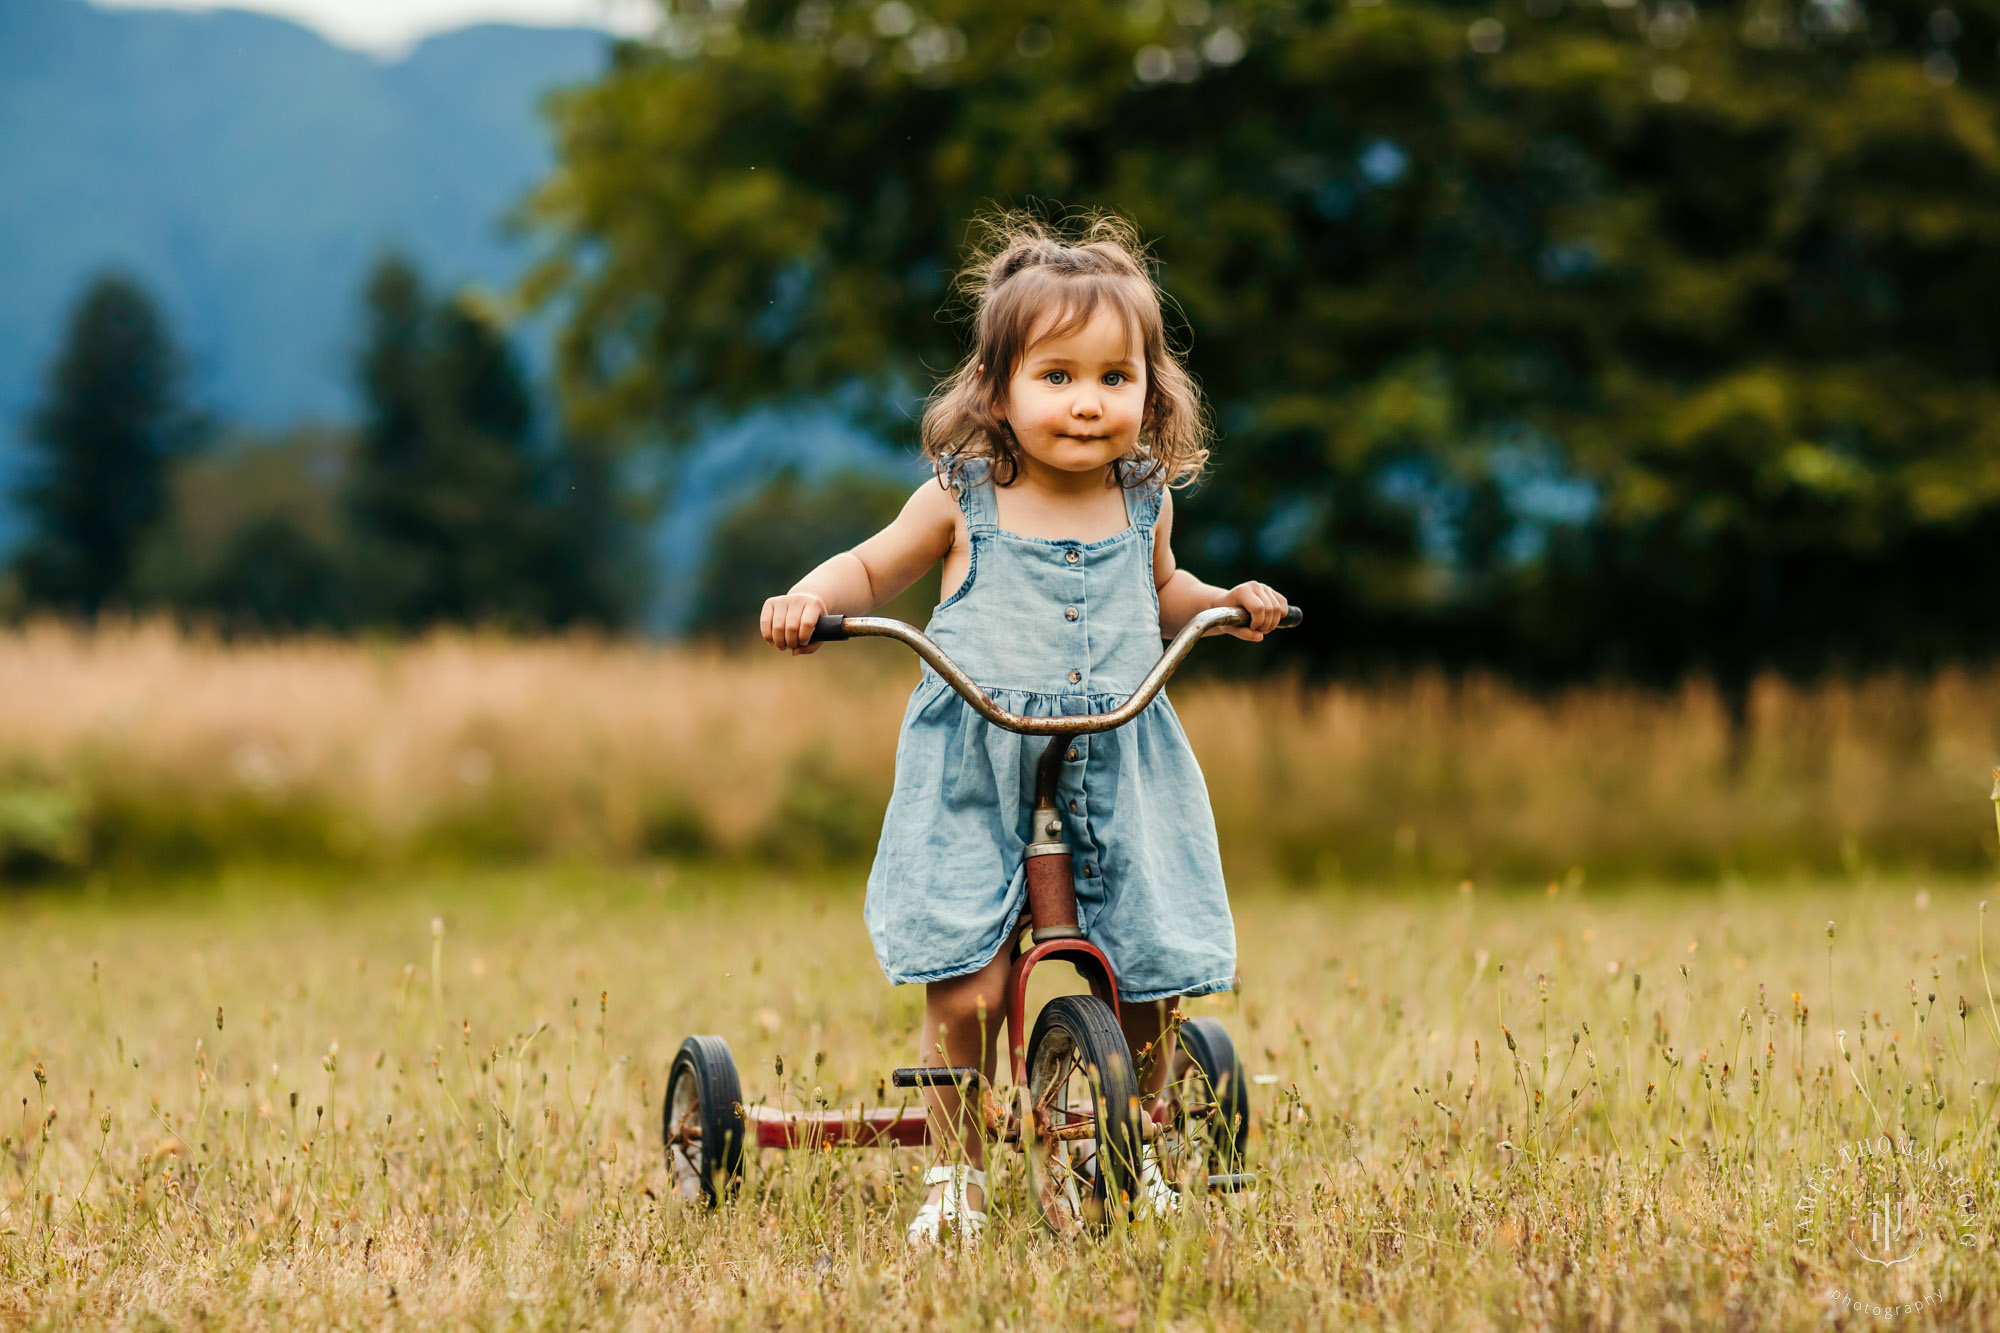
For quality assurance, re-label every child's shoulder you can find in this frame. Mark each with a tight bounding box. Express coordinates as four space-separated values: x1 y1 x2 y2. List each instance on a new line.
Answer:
894 470 970 531
911 457 995 518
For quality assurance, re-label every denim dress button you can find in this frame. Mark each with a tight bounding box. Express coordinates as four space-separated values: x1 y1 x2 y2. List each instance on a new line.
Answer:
1066 747 1079 761
1064 549 1080 564
1068 669 1082 684
1065 606 1079 621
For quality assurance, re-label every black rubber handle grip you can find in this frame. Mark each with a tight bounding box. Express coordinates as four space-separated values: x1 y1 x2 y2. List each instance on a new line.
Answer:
1279 605 1303 628
811 614 849 643
891 1066 985 1089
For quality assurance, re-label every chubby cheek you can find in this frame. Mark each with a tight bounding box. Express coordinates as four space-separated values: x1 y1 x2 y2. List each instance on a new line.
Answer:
1079 397 1143 451
1011 394 1072 440
1107 397 1145 442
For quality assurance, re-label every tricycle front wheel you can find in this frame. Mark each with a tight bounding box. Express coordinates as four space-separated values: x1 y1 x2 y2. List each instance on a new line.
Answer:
1024 994 1144 1236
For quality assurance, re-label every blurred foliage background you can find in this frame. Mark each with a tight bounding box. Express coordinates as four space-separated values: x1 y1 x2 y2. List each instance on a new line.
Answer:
523 0 2000 701
19 0 2000 684
7 0 2000 880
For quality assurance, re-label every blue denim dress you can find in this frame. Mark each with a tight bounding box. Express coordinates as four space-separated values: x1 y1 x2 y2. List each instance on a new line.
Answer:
863 459 1235 1003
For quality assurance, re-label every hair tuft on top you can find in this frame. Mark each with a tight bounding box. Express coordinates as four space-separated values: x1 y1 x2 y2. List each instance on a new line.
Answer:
921 211 1210 492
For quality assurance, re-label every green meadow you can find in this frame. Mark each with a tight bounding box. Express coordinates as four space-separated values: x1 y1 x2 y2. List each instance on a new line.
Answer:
4 867 1997 1330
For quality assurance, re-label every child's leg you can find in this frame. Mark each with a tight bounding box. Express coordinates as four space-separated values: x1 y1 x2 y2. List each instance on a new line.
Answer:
1122 997 1190 1214
1120 997 1183 1100
918 949 1011 1210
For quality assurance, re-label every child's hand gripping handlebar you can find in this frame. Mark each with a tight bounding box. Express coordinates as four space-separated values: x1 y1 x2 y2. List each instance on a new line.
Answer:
807 603 1303 738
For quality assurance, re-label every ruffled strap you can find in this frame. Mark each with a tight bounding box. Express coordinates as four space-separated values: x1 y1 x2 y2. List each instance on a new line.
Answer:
943 457 997 528
1122 463 1166 532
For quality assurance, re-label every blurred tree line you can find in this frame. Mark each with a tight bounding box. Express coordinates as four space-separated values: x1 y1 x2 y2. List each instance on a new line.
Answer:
526 0 2000 695
4 259 638 632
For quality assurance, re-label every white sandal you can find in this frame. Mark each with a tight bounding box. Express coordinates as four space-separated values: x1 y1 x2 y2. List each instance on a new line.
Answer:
1135 1144 1182 1219
905 1164 988 1247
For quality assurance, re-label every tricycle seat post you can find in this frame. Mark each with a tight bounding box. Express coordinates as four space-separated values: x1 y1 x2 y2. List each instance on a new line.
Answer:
1025 841 1081 941
1025 735 1084 943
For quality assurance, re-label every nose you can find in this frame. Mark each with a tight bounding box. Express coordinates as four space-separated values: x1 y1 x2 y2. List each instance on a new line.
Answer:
1071 387 1102 419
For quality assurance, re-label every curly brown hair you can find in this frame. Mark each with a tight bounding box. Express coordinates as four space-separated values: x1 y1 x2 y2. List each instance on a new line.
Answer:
919 212 1210 492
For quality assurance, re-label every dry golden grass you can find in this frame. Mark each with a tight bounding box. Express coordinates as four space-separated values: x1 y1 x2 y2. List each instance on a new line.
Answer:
2 621 1998 882
4 867 1999 1329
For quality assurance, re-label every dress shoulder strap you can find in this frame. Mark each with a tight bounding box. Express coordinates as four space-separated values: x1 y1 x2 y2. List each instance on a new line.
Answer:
1121 460 1167 532
945 457 998 528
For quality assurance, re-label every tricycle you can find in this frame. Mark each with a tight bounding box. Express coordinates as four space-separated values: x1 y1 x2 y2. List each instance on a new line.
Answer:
664 601 1301 1234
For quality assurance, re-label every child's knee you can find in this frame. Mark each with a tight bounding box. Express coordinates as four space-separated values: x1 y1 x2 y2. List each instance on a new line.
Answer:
926 975 1006 1035
928 987 997 1026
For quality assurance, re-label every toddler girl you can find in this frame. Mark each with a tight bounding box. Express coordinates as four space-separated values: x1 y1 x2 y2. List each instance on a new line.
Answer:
760 214 1286 1244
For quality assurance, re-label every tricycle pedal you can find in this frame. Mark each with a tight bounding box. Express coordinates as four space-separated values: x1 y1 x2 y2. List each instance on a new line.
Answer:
891 1066 985 1089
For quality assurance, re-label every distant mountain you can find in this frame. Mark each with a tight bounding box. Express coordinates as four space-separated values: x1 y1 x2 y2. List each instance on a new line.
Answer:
0 0 610 543
0 0 924 630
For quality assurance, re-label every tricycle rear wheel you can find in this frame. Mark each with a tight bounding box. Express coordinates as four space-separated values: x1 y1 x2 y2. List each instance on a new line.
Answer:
663 1034 745 1205
1167 1016 1250 1176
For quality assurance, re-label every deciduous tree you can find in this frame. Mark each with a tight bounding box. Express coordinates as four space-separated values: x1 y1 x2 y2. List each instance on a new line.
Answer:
529 0 2000 680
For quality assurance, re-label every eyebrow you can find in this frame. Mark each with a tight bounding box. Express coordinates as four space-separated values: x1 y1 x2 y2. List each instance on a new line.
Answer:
1023 350 1140 369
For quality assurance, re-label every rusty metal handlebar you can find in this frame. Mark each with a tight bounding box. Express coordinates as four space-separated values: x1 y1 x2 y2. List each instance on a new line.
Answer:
808 603 1303 737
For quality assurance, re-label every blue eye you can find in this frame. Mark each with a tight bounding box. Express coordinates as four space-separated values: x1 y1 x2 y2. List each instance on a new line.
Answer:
1104 372 1126 387
1045 370 1069 385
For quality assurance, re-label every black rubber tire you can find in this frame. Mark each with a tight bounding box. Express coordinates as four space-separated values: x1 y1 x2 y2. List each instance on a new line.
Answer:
663 1034 745 1206
1174 1017 1249 1173
1025 994 1144 1234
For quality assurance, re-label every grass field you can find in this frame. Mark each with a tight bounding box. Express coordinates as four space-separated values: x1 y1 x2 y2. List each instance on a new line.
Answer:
5 867 1999 1330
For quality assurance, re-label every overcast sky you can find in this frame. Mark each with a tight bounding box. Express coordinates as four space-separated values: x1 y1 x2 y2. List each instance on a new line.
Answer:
92 0 655 55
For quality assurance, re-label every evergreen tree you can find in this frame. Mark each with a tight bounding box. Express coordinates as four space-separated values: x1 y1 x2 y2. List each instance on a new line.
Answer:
347 254 627 629
12 273 200 615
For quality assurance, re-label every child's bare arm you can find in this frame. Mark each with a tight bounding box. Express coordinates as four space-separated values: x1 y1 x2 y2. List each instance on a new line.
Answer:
761 480 960 654
1152 491 1288 641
